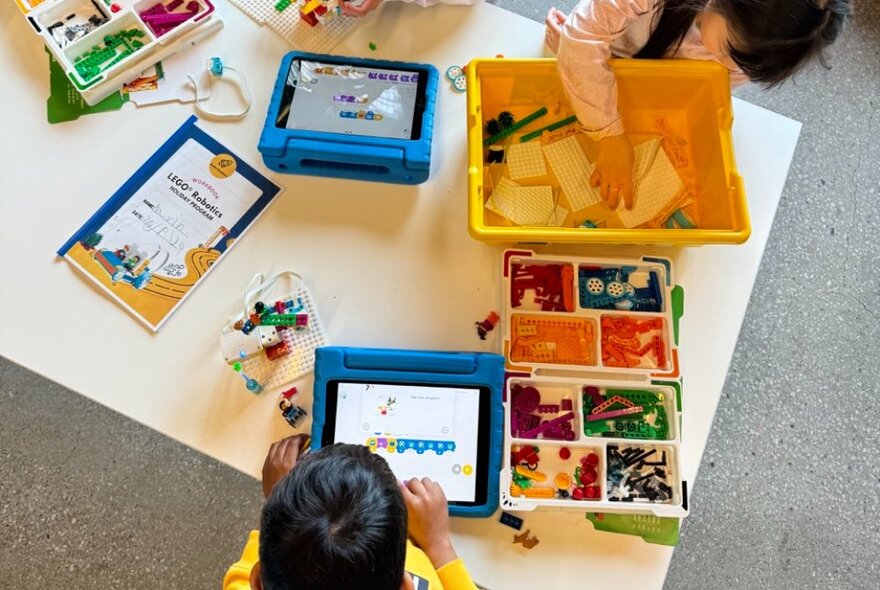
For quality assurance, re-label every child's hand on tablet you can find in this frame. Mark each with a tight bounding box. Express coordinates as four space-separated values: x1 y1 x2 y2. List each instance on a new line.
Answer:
341 0 383 17
401 477 458 569
261 435 310 498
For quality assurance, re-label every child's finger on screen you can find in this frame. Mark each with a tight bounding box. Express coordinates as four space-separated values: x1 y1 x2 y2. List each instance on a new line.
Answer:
399 479 415 498
406 477 427 495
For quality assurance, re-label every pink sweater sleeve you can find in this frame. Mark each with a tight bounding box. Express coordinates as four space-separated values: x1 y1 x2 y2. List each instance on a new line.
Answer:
557 0 657 139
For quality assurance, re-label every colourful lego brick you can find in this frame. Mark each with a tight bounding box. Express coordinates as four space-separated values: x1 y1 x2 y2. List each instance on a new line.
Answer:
536 404 560 414
586 405 644 422
514 466 547 482
520 487 554 499
301 0 321 13
499 511 524 531
265 340 291 361
520 412 575 439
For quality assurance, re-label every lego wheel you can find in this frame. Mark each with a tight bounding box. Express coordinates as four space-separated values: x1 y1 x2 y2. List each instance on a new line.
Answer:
445 65 463 81
606 281 625 298
585 277 605 295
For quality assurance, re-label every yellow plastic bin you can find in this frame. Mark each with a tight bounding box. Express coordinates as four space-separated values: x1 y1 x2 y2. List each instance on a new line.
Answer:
466 58 750 245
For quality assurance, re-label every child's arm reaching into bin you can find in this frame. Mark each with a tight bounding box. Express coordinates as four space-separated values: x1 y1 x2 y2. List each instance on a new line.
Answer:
342 0 483 18
401 477 478 590
549 0 850 211
551 0 661 210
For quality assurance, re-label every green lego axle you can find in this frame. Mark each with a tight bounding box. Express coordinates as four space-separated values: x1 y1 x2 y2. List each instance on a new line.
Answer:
482 107 548 146
519 114 579 142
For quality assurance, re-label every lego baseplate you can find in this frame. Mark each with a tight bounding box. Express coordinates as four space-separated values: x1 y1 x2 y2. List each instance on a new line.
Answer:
228 0 364 53
230 285 328 391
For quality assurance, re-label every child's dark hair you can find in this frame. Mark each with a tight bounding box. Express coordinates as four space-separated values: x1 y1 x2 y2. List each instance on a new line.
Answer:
635 0 851 86
259 444 407 590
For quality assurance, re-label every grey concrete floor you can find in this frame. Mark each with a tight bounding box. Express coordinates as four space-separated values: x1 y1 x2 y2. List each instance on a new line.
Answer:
2 1 879 588
0 357 264 588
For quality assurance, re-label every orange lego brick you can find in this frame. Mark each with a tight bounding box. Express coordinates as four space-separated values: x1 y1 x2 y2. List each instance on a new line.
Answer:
521 487 555 498
609 334 640 350
509 314 597 366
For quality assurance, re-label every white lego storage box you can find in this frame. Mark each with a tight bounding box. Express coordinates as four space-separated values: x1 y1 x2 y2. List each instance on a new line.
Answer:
17 0 222 105
499 249 688 518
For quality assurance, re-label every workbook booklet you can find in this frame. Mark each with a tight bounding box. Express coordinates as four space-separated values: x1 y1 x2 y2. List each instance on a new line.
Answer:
58 116 283 331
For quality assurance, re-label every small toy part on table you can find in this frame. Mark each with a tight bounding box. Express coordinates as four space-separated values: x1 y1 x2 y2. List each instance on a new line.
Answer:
475 311 500 340
279 387 308 428
445 65 467 93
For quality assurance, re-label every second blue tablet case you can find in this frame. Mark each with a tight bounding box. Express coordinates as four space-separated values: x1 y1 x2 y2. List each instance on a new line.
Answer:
312 346 504 518
259 52 439 185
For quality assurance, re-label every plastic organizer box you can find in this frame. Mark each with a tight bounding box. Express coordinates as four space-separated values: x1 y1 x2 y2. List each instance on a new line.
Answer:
466 58 750 246
17 0 222 105
500 249 688 518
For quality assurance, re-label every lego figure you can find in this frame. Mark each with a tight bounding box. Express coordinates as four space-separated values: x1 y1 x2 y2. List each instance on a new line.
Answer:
475 311 500 340
280 398 308 428
123 255 141 271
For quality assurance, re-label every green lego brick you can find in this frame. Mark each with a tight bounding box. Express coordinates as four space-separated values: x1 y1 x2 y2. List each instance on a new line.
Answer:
483 107 548 146
260 313 304 326
72 28 146 82
582 388 670 440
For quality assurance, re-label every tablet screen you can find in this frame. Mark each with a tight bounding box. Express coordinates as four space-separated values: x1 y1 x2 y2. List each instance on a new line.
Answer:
327 381 486 503
275 59 425 140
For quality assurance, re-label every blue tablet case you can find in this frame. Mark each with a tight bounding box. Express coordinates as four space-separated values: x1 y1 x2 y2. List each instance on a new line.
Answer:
259 52 438 185
312 346 504 518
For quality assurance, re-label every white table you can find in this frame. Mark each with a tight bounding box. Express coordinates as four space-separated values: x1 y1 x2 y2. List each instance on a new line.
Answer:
0 2 801 588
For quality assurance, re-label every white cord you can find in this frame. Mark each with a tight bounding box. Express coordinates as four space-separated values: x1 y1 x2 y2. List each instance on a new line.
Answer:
224 272 305 331
187 64 252 121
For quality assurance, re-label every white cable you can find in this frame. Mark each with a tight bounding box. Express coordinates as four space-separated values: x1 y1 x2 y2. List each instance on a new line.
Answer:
187 64 252 121
225 272 306 331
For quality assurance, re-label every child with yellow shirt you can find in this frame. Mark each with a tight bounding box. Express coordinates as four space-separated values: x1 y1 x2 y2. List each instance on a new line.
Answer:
224 435 478 590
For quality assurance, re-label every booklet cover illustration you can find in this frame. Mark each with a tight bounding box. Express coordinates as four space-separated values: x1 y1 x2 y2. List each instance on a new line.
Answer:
59 116 283 331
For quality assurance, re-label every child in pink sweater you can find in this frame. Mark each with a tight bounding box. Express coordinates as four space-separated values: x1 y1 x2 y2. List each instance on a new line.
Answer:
545 0 850 209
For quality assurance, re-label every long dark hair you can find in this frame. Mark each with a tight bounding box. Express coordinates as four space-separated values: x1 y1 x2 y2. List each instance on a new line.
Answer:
635 0 851 86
